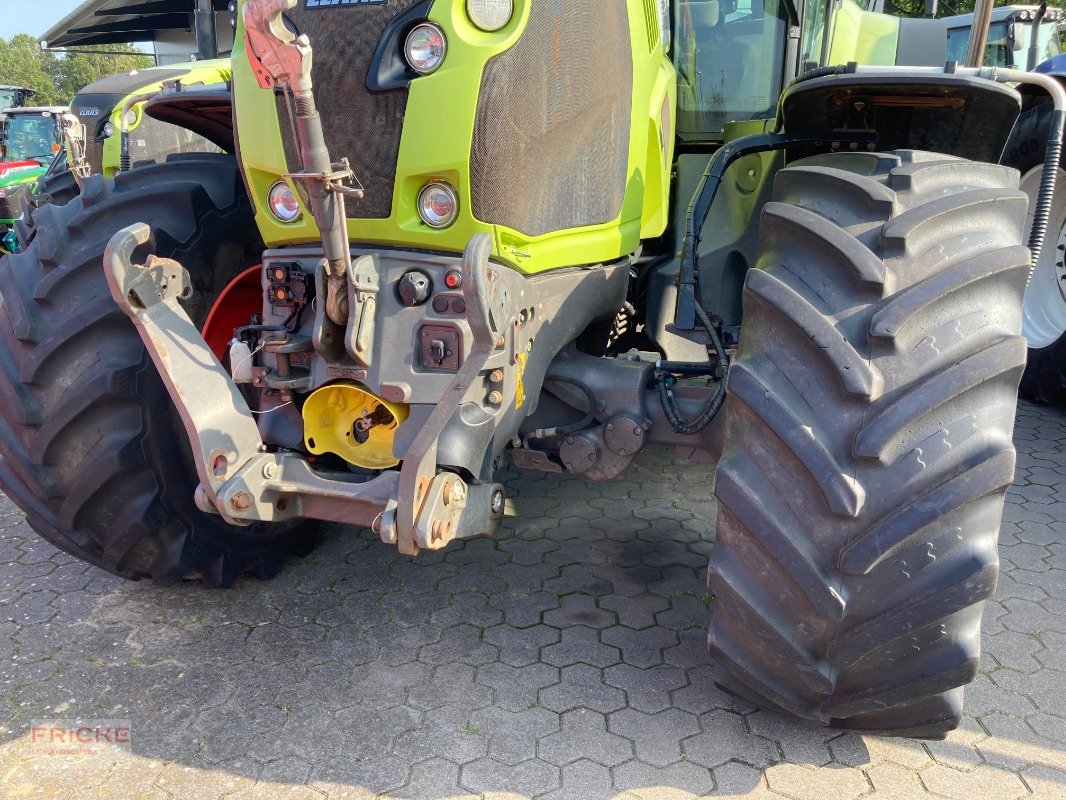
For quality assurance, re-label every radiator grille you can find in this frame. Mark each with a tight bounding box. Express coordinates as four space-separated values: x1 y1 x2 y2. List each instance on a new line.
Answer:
470 0 633 238
127 117 221 168
277 1 422 219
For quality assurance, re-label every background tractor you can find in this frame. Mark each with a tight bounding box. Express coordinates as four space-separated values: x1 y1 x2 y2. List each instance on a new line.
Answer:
0 0 1054 739
0 106 65 252
0 86 35 112
27 60 233 222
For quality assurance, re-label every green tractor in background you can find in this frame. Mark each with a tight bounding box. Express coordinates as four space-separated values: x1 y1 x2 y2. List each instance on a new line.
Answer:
0 106 65 253
0 0 1058 739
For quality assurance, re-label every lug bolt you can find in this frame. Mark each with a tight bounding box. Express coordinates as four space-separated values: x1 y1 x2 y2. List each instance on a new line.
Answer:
231 492 253 512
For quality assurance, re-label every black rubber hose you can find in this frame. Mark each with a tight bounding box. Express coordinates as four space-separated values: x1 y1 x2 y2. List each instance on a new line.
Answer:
531 373 599 440
658 303 729 435
1027 108 1065 282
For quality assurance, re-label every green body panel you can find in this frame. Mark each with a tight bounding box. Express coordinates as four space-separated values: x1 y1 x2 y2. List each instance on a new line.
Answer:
66 60 232 178
827 0 900 66
233 0 676 274
0 164 46 224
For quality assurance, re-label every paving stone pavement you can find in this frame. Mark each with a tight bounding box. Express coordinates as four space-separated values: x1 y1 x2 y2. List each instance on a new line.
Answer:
0 401 1063 800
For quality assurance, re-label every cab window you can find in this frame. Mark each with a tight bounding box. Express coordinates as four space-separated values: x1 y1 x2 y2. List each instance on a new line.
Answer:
674 0 790 138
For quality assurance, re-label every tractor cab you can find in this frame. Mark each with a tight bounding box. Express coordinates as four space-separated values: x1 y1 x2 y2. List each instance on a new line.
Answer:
0 86 35 112
0 107 67 243
0 107 64 167
673 0 793 140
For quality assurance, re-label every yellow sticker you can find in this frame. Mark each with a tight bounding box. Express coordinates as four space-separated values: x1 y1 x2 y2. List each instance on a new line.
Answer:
515 352 527 409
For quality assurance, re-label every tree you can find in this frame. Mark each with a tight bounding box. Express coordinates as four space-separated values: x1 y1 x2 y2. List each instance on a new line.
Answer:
49 45 154 102
0 36 153 106
887 0 1066 18
0 35 60 106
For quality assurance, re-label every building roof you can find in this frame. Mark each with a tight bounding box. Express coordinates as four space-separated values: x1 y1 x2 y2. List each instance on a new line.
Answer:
41 0 229 49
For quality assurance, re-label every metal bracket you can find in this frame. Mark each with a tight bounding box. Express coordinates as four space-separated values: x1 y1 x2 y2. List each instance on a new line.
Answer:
103 224 395 531
396 233 505 555
104 223 269 524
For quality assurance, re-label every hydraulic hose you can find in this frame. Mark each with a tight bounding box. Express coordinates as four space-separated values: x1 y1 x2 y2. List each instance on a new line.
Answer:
658 303 729 435
529 374 599 440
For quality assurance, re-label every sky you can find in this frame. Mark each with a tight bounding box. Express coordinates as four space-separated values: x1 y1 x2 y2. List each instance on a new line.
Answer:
9 0 85 39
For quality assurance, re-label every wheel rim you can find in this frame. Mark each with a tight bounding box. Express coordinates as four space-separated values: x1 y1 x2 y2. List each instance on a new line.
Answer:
1019 166 1066 349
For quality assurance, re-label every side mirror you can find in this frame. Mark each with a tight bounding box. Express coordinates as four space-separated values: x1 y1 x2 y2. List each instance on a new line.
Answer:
1009 22 1025 51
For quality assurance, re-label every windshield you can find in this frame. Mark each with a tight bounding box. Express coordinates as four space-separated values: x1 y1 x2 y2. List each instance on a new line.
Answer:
3 115 57 163
673 0 790 138
946 19 1061 68
0 90 21 112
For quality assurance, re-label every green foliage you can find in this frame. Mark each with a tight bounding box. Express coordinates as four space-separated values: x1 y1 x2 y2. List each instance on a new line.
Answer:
887 0 1066 18
0 35 153 107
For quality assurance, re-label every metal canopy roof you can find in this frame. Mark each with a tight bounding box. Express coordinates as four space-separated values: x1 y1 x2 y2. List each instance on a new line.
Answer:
41 0 229 49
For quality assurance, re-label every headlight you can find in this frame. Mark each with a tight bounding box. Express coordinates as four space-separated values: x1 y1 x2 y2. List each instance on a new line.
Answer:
404 23 447 75
102 121 116 138
417 181 459 228
268 181 301 223
466 0 514 32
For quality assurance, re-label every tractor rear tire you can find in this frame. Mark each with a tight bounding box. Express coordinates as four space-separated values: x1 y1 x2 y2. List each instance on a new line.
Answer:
1002 100 1066 405
15 166 81 249
709 150 1029 738
0 155 317 586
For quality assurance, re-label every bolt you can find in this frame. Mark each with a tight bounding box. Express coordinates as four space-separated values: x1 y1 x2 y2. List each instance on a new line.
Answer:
565 437 575 445
491 489 504 514
451 481 466 504
487 390 503 405
262 462 278 479
607 423 615 432
230 492 253 512
587 453 595 462
633 426 642 436
489 369 504 383
618 449 627 456
563 461 574 471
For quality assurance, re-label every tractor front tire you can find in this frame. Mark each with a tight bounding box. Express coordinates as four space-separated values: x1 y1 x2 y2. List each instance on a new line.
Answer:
0 156 316 586
709 150 1029 737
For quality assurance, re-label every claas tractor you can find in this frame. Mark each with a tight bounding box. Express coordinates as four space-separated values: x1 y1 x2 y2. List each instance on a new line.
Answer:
23 60 233 231
0 0 1058 738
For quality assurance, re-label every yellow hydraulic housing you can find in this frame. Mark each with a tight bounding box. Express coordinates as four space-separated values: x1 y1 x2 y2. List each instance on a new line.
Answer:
302 383 408 470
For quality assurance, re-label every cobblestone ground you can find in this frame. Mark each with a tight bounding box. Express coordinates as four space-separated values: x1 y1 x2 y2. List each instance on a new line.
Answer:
0 401 1062 800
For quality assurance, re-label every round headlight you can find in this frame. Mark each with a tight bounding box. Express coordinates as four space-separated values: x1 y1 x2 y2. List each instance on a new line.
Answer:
418 181 459 228
102 121 116 138
404 23 447 74
466 0 514 31
268 181 301 223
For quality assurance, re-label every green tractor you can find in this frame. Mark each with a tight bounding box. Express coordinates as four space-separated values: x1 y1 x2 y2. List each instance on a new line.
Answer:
0 106 65 252
1 0 1055 738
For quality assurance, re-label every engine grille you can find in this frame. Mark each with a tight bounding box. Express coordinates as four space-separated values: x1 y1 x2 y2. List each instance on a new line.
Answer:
277 0 423 219
127 117 221 168
471 0 633 237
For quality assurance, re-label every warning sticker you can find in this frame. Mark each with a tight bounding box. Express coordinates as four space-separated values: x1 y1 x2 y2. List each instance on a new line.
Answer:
515 352 527 409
